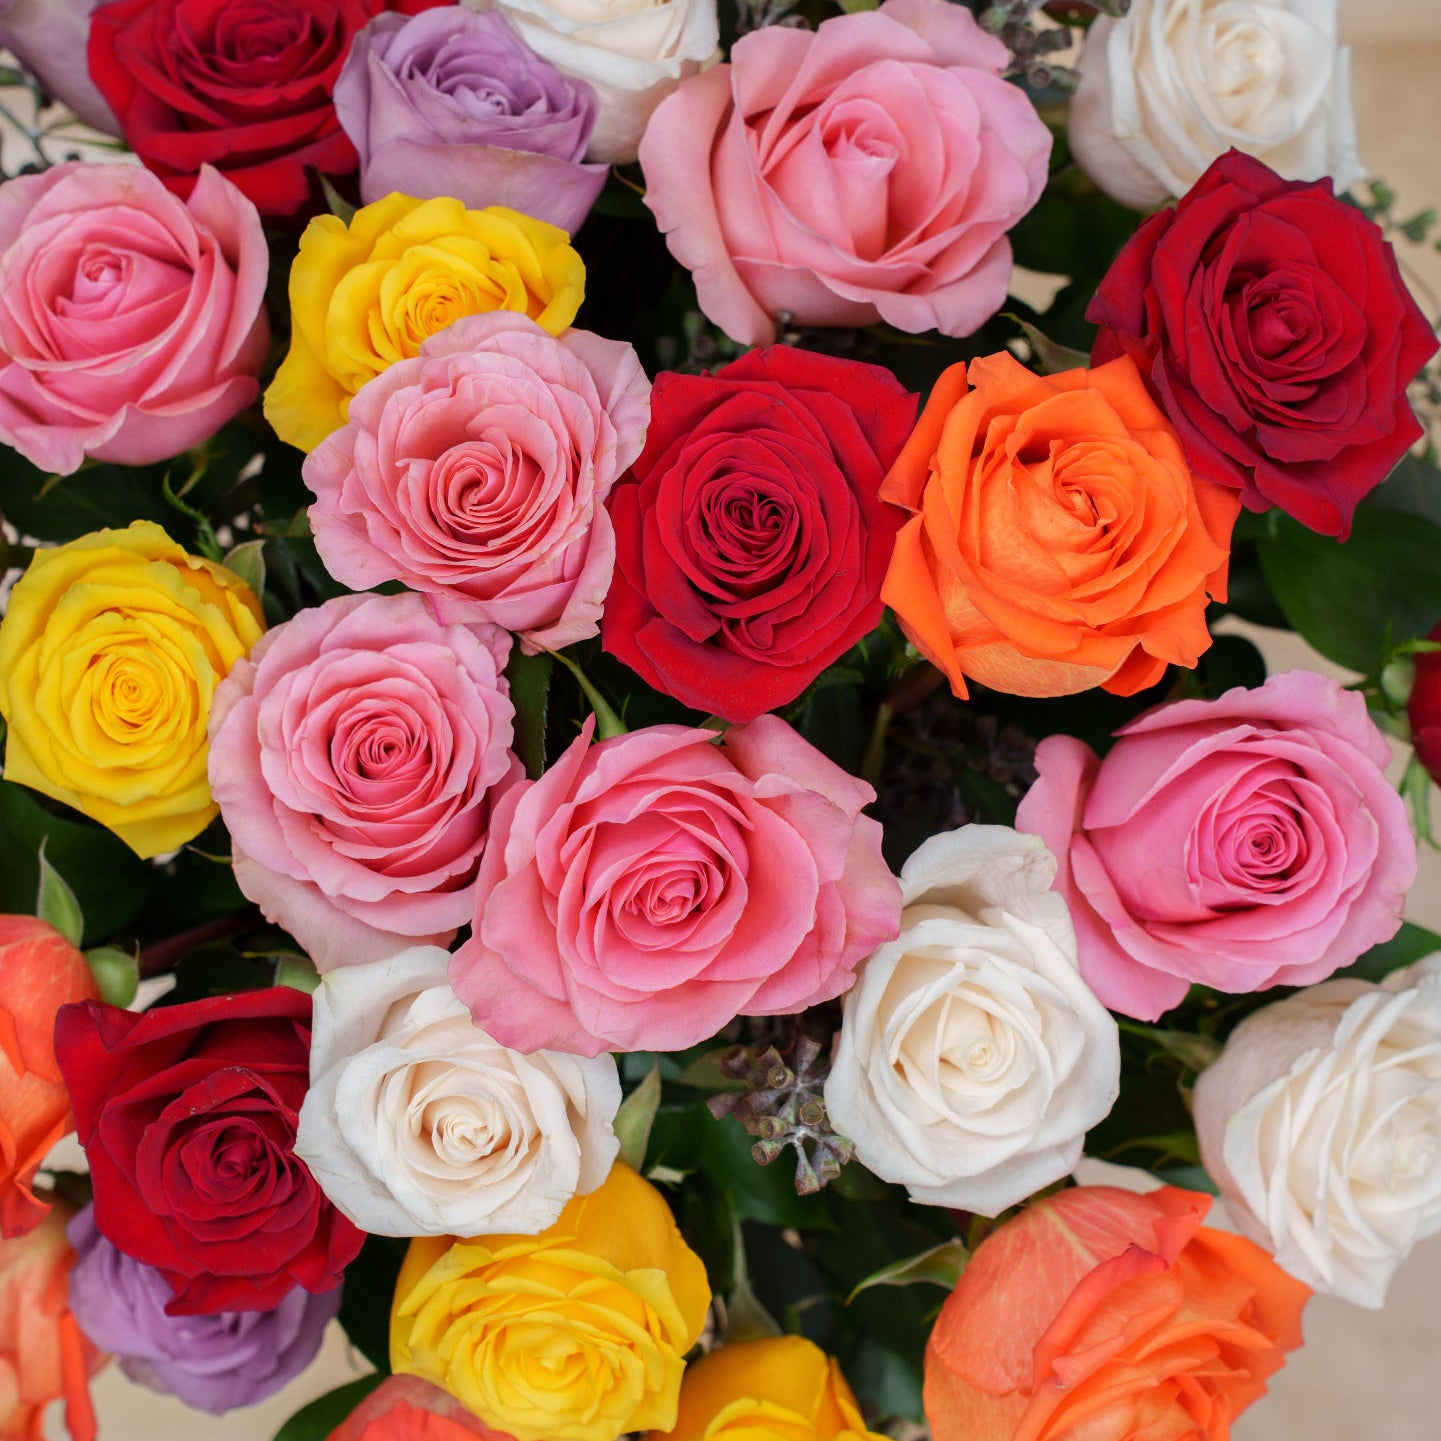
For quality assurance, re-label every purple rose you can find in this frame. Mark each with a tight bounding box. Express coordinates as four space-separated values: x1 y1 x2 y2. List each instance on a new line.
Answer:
0 0 118 134
66 1206 339 1415
334 8 607 235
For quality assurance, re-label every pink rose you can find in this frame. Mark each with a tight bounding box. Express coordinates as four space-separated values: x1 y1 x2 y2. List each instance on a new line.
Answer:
305 312 650 652
0 162 268 475
451 716 901 1055
208 593 520 973
1016 670 1417 1020
638 0 1051 346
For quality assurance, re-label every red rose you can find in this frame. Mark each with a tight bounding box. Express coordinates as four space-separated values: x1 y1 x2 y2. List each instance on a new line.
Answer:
1089 150 1438 538
53 988 363 1314
87 0 442 217
601 346 917 721
1410 620 1441 786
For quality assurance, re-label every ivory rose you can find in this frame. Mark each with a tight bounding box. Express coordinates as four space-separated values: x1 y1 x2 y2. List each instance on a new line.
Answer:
481 0 720 164
209 593 520 974
825 827 1120 1216
327 1377 503 1441
1068 0 1364 210
0 916 99 1240
390 1163 711 1441
924 1185 1309 1441
1194 956 1441 1308
306 312 650 652
1017 669 1417 1020
0 162 268 475
451 716 901 1057
880 351 1238 700
295 948 621 1237
640 0 1051 346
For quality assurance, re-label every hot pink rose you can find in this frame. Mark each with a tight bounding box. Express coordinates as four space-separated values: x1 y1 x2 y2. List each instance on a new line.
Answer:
638 0 1051 346
1016 670 1417 1020
305 312 649 652
451 716 901 1056
208 592 520 973
0 162 267 475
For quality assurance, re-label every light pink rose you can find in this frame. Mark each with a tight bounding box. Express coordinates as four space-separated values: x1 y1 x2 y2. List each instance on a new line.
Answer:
1016 670 1416 1020
0 162 268 475
638 0 1051 347
208 593 520 973
451 715 902 1056
305 312 650 653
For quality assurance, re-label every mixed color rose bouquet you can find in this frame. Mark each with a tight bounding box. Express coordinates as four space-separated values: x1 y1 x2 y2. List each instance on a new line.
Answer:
1 2 1439 1440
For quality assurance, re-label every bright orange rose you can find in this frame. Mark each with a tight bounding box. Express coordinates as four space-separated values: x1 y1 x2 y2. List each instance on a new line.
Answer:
881 352 1239 698
0 1199 104 1441
924 1185 1309 1441
0 916 99 1239
327 1376 507 1441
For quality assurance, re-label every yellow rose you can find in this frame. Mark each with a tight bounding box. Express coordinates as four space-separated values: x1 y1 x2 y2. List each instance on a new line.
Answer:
264 195 586 452
0 521 265 858
390 1163 711 1441
647 1337 886 1441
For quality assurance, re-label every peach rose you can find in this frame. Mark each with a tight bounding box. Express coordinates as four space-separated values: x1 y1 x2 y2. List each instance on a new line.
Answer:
924 1185 1309 1441
0 916 99 1240
881 352 1239 699
327 1376 504 1441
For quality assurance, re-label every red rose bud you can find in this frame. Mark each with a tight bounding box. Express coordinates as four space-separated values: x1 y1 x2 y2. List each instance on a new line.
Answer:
1409 620 1441 785
1089 150 1438 539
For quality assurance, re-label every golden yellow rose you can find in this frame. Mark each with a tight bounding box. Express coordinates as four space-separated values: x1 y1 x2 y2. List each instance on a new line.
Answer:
647 1337 886 1441
0 521 265 858
390 1163 711 1441
264 195 586 452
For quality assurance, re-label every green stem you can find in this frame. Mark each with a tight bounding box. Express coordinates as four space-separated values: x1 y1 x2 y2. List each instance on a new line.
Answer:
548 650 626 739
860 701 894 790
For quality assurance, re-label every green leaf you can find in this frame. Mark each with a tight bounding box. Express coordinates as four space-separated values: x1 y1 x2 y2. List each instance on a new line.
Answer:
723 1206 783 1343
273 953 322 993
550 649 625 738
272 1375 383 1441
318 174 357 226
83 946 139 1007
846 1238 969 1305
36 841 83 946
1257 508 1441 673
1404 751 1437 848
338 1235 407 1373
1366 453 1441 528
506 649 553 780
1005 316 1089 374
614 1060 661 1172
222 538 267 598
1330 920 1441 985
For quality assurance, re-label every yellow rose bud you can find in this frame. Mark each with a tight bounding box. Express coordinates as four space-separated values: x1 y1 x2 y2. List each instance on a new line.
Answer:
390 1163 711 1441
646 1336 886 1441
0 521 265 858
265 195 586 452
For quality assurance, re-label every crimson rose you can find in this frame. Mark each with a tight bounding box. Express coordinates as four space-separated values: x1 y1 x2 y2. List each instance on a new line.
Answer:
601 347 917 721
53 988 363 1314
1410 619 1441 787
87 0 442 217
1089 150 1438 538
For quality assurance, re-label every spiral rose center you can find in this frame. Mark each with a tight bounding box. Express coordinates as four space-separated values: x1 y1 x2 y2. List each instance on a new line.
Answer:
693 474 802 597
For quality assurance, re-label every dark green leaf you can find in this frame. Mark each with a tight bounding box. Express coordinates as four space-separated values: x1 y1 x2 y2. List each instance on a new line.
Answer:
338 1235 408 1373
36 842 83 945
506 649 553 780
84 946 139 1007
272 1375 383 1441
1329 921 1441 985
1195 632 1268 698
846 1238 969 1304
1366 452 1441 528
614 1060 661 1171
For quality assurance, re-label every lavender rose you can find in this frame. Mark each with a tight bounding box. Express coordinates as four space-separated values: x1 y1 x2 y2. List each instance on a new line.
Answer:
0 0 118 134
67 1206 339 1414
335 8 607 235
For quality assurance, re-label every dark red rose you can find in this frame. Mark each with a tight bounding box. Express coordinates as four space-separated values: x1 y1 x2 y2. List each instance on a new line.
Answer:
86 0 445 217
602 346 917 721
53 988 363 1315
1089 150 1438 538
1409 620 1441 785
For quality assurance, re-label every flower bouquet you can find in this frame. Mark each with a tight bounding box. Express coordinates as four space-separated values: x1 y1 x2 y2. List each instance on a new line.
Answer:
2 1 1440 1439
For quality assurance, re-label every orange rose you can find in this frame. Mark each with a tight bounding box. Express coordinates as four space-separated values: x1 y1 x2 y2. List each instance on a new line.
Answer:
326 1376 506 1441
0 916 99 1239
924 1185 1309 1441
0 1199 104 1441
881 352 1239 698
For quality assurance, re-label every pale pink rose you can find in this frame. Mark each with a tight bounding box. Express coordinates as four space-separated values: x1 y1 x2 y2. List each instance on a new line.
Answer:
305 312 649 653
1016 670 1416 1020
638 0 1051 347
208 593 520 973
0 162 268 475
451 716 902 1056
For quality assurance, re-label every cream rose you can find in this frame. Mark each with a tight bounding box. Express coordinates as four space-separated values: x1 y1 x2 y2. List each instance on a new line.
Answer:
294 948 621 1237
475 0 720 164
1194 956 1441 1308
1068 0 1364 210
823 826 1120 1216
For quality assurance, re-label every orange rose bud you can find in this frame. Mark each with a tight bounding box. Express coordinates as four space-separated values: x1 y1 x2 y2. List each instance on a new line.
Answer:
881 352 1239 699
0 915 100 1239
0 1198 104 1441
924 1185 1309 1441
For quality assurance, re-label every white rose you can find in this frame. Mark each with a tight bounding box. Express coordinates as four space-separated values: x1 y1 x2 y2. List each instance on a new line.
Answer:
1194 956 1441 1309
473 0 720 165
294 947 621 1237
823 826 1120 1216
1068 0 1364 211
